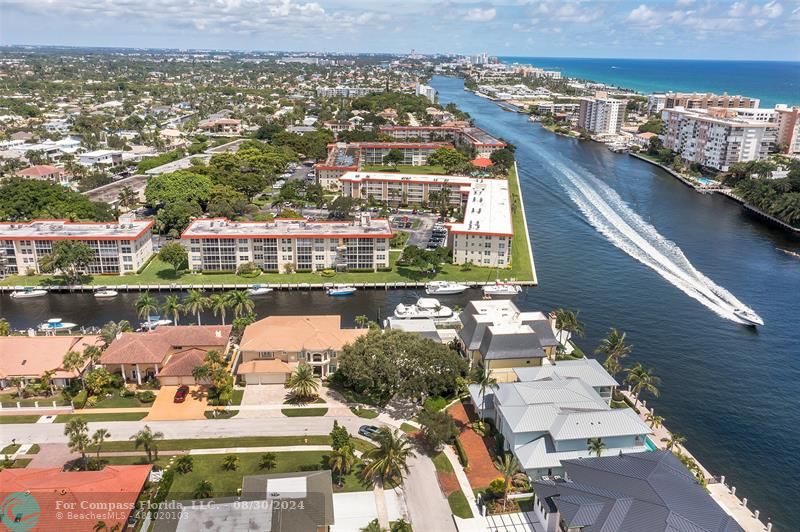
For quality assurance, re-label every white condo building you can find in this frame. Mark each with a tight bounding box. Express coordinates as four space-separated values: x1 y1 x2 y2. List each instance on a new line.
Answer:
0 215 154 276
775 105 800 154
578 92 626 135
181 216 391 273
661 107 778 171
415 83 437 103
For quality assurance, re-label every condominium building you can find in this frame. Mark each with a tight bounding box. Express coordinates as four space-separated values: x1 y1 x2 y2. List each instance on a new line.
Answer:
775 104 800 154
315 86 382 98
378 125 506 158
181 215 391 273
0 215 153 276
340 171 473 208
647 93 667 114
661 107 778 171
664 91 759 110
415 83 437 103
578 92 625 135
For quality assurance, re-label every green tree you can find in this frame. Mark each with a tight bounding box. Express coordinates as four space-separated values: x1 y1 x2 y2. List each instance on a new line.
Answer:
390 520 412 532
360 520 385 532
155 200 202 237
288 362 320 402
645 412 665 429
224 290 254 318
39 240 95 283
354 315 369 328
144 170 212 207
99 320 132 347
493 452 519 511
209 294 229 325
158 242 187 275
135 292 159 321
328 444 356 486
662 433 686 451
382 148 404 168
475 368 498 422
161 294 183 326
427 147 469 174
193 480 213 499
62 350 87 389
361 428 415 484
258 452 277 471
624 363 661 407
130 425 164 463
65 417 90 470
330 420 351 451
418 409 459 449
117 186 138 211
0 178 113 222
596 328 632 378
587 437 606 457
92 428 110 462
184 289 209 325
552 308 585 347
84 368 115 396
222 454 240 471
207 184 249 219
175 455 194 474
489 147 515 170
0 318 10 336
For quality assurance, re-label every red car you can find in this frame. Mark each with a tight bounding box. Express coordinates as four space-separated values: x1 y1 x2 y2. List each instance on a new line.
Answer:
174 385 189 403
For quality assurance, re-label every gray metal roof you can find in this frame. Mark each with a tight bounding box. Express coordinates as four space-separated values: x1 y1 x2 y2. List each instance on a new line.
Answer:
533 451 744 532
514 358 619 388
478 324 546 360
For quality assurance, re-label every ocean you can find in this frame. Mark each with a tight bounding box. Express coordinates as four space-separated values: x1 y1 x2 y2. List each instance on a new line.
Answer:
498 56 800 108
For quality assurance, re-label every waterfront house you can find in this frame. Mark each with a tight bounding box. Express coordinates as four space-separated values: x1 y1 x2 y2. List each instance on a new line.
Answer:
237 315 366 381
15 164 70 185
513 358 618 404
532 451 743 532
469 368 650 478
100 325 231 385
0 335 101 389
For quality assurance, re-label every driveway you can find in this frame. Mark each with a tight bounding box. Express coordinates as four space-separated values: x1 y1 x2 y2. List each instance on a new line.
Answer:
145 385 208 421
331 490 406 532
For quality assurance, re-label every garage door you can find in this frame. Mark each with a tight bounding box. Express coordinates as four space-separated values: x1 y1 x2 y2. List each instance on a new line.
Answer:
250 373 286 385
160 376 195 386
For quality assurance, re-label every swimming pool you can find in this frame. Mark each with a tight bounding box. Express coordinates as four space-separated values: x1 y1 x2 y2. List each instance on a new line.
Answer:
697 177 716 185
645 437 659 451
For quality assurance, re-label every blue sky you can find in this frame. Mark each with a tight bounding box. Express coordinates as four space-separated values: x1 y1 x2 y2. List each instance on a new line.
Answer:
1 0 798 60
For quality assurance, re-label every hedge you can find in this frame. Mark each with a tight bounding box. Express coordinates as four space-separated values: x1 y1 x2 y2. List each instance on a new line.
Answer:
454 436 469 468
151 468 175 518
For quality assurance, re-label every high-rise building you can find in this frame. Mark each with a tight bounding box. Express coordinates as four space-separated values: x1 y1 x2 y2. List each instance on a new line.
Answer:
664 92 760 110
578 92 626 135
774 105 800 154
415 83 437 103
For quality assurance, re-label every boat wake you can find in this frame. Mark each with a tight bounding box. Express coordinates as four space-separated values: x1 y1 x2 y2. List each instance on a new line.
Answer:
542 156 762 325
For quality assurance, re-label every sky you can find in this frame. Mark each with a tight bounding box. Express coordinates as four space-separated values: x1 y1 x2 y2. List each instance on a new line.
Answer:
1 0 798 61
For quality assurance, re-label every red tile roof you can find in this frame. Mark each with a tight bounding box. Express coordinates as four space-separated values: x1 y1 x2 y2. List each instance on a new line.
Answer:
16 165 62 178
0 336 101 379
0 465 151 532
158 348 208 377
100 325 231 365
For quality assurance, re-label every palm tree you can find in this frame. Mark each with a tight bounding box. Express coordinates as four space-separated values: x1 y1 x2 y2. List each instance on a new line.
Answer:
135 293 159 321
130 425 164 463
328 445 356 486
493 452 519 511
645 412 665 429
624 363 661 407
83 345 103 368
161 295 183 326
65 417 90 470
595 328 632 377
183 290 209 325
587 437 606 457
390 520 412 532
222 454 240 471
225 290 254 318
117 186 138 211
259 452 277 471
288 362 320 402
552 308 585 347
62 350 87 389
362 428 415 485
475 368 498 422
360 520 384 532
175 455 194 473
9 377 25 399
92 428 110 462
0 318 11 336
662 433 686 451
100 320 132 346
193 479 213 499
209 294 229 325
354 315 369 328
40 369 56 397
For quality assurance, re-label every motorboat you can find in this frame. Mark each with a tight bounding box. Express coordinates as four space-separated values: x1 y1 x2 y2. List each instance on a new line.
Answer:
425 281 468 295
38 318 78 333
247 284 273 296
140 315 172 330
10 287 48 299
393 297 453 320
327 286 356 296
93 287 118 298
482 282 522 298
733 308 764 327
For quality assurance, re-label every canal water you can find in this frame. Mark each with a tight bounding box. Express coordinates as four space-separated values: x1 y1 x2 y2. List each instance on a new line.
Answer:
0 76 797 528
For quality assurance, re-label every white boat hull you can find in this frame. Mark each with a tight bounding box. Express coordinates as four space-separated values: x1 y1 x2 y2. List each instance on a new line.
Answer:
39 323 77 332
10 290 48 299
247 288 273 296
94 290 118 298
328 288 356 296
425 282 468 295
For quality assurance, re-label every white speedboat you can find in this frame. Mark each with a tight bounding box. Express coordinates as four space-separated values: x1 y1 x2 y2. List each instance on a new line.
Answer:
393 297 453 320
93 287 118 298
247 284 273 296
425 281 468 295
10 287 48 299
140 316 172 330
38 318 78 333
482 282 522 298
327 286 356 296
733 308 764 327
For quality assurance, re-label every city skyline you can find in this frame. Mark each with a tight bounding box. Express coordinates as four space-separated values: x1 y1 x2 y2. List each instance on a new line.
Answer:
1 0 799 61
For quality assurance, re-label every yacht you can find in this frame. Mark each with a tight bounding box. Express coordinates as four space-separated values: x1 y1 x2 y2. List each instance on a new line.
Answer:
425 281 468 295
327 286 357 296
733 308 764 327
393 297 453 320
10 287 48 299
482 282 522 298
38 318 78 333
247 284 273 296
93 287 118 298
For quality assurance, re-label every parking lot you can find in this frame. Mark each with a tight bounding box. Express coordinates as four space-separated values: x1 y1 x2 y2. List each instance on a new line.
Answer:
390 213 446 249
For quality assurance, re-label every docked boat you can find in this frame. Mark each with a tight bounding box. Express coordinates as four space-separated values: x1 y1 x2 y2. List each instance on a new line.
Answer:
733 308 764 327
247 284 273 296
140 316 172 330
38 318 78 333
93 287 118 298
425 281 468 295
10 287 48 299
393 297 453 320
482 282 522 298
327 286 356 296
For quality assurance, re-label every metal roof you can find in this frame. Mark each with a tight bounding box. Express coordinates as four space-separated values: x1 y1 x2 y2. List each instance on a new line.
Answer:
514 359 619 388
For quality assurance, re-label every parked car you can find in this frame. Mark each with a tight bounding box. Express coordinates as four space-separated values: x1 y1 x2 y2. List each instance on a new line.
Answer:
358 425 381 439
174 385 190 403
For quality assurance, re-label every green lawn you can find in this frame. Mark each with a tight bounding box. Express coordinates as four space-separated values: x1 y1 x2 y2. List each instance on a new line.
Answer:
1 444 21 455
230 389 245 406
55 412 148 423
0 415 41 424
6 458 32 469
350 407 379 419
400 423 418 435
362 164 446 175
88 394 150 409
281 407 328 417
204 409 238 419
97 435 377 453
0 393 69 407
167 451 371 499
431 451 454 474
447 490 473 519
27 444 40 455
507 164 535 282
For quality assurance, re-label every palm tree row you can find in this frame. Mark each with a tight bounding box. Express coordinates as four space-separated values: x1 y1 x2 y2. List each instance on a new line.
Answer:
134 289 255 326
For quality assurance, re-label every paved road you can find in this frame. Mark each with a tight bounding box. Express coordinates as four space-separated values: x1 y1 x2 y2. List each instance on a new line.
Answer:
2 415 455 532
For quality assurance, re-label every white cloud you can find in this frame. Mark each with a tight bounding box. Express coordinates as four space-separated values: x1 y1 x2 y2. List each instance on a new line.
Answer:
627 4 658 24
752 1 783 18
463 7 496 21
